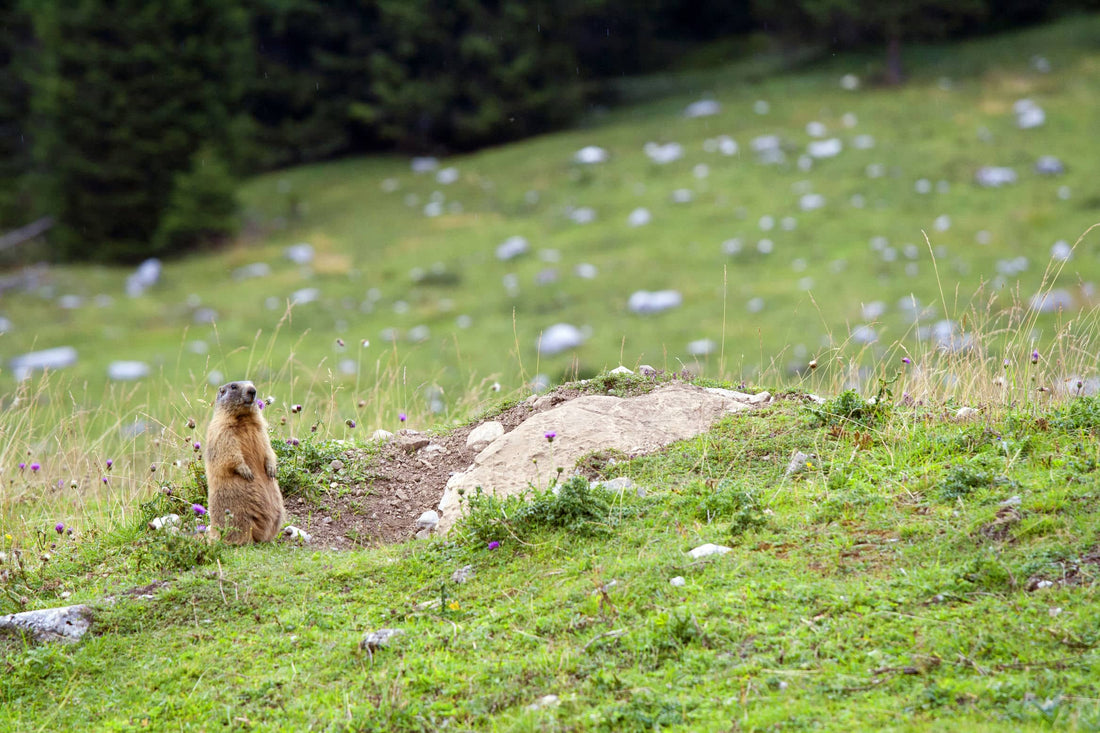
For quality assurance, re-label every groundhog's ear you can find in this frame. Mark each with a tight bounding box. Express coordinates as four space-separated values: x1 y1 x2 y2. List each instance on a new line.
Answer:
218 386 226 397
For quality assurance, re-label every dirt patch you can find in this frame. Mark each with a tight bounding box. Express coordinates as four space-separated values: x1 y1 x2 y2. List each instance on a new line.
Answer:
283 387 584 550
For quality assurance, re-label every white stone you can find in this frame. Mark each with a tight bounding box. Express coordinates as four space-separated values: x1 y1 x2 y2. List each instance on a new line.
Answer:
466 421 505 448
416 510 440 532
609 366 633 375
496 235 529 261
371 429 394 442
840 74 860 90
688 543 732 560
0 604 93 644
526 694 561 711
807 138 842 158
975 166 1017 187
628 289 682 315
436 167 459 185
573 146 608 164
107 361 150 381
806 121 827 138
148 514 180 531
284 243 314 265
568 207 596 224
683 99 720 118
644 142 683 164
282 525 312 543
126 258 162 297
954 407 979 422
410 157 439 173
799 193 825 211
669 576 686 587
11 346 78 380
290 287 320 305
360 628 405 651
233 263 271 280
627 207 652 227
687 339 716 356
538 323 585 356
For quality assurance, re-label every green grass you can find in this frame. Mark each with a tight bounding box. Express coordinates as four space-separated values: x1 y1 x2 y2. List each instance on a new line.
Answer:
2 389 1099 730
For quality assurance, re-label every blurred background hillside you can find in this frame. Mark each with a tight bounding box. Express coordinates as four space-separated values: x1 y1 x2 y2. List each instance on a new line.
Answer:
3 0 1096 263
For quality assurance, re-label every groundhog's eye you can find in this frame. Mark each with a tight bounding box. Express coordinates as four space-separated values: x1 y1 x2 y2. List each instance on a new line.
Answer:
230 383 238 391
218 387 226 396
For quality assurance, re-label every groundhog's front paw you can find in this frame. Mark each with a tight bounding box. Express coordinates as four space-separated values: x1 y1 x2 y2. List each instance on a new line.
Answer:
265 461 277 479
236 464 255 480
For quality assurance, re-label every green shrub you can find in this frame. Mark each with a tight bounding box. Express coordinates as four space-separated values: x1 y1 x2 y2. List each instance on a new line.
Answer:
153 148 239 252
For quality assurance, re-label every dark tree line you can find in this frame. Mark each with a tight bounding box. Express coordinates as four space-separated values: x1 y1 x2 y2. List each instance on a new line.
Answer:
0 0 1092 262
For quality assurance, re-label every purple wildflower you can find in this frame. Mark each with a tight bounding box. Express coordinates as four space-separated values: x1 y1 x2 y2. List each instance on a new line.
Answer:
256 399 265 410
488 541 500 550
30 462 40 472
901 357 911 365
55 523 64 534
345 419 356 428
192 503 207 516
196 525 207 533
106 459 113 470
193 441 201 451
399 412 407 422
18 462 25 470
544 431 556 442
1031 349 1040 364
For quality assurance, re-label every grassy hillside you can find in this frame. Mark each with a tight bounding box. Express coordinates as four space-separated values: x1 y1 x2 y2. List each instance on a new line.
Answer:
2 377 1099 730
1 18 1100 729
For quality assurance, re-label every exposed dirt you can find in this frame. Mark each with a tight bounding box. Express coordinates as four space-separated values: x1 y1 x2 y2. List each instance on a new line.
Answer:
284 387 583 549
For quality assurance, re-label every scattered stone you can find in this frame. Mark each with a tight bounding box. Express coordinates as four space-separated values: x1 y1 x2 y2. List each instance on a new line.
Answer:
1029 289 1074 314
628 289 682 315
1000 495 1022 507
805 121 827 138
284 243 315 265
359 628 405 651
1014 99 1045 129
451 565 474 584
410 157 439 173
495 235 529 261
107 361 150 381
435 167 459 185
290 287 320 305
125 258 162 297
466 421 505 448
0 604 93 644
11 345 78 380
683 99 720 118
416 510 440 533
975 166 1017 188
785 451 816 477
233 263 271 280
688 543 732 560
596 477 635 493
148 514 180 531
330 459 345 472
840 73 860 90
643 142 683 165
608 365 633 375
1035 156 1065 176
954 406 979 422
807 138 841 158
538 323 585 356
627 207 652 227
526 694 561 711
573 146 609 164
669 576 686 587
397 436 431 453
282 525 312 543
800 193 825 211
568 207 597 225
687 339 716 356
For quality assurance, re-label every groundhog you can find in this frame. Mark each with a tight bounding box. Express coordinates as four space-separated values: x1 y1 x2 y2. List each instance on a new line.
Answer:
204 380 285 544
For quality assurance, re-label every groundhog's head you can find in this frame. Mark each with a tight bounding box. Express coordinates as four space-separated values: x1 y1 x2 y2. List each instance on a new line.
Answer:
215 380 260 413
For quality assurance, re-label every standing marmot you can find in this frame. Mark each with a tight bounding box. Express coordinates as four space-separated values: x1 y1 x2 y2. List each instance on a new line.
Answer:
204 380 285 544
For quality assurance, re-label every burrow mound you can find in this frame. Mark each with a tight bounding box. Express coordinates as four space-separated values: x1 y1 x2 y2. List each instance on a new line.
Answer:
286 376 769 549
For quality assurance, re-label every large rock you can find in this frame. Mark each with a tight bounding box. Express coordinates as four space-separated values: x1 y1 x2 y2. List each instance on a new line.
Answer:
0 604 93 644
437 383 769 533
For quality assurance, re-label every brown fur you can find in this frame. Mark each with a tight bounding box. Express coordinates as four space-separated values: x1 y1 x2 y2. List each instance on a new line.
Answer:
204 380 285 544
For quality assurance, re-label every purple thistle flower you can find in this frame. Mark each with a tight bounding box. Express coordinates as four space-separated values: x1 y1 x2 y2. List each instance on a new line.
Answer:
544 431 556 442
901 357 911 365
55 523 64 534
1031 349 1040 364
192 503 207 516
30 462 40 472
196 525 206 533
487 541 500 550
106 459 113 470
345 419 356 428
399 412 407 422
193 441 201 451
1003 358 1010 368
102 477 109 484
256 399 265 410
18 462 25 471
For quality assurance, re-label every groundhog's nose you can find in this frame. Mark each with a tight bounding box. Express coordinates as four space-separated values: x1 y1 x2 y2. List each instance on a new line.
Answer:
245 385 256 401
